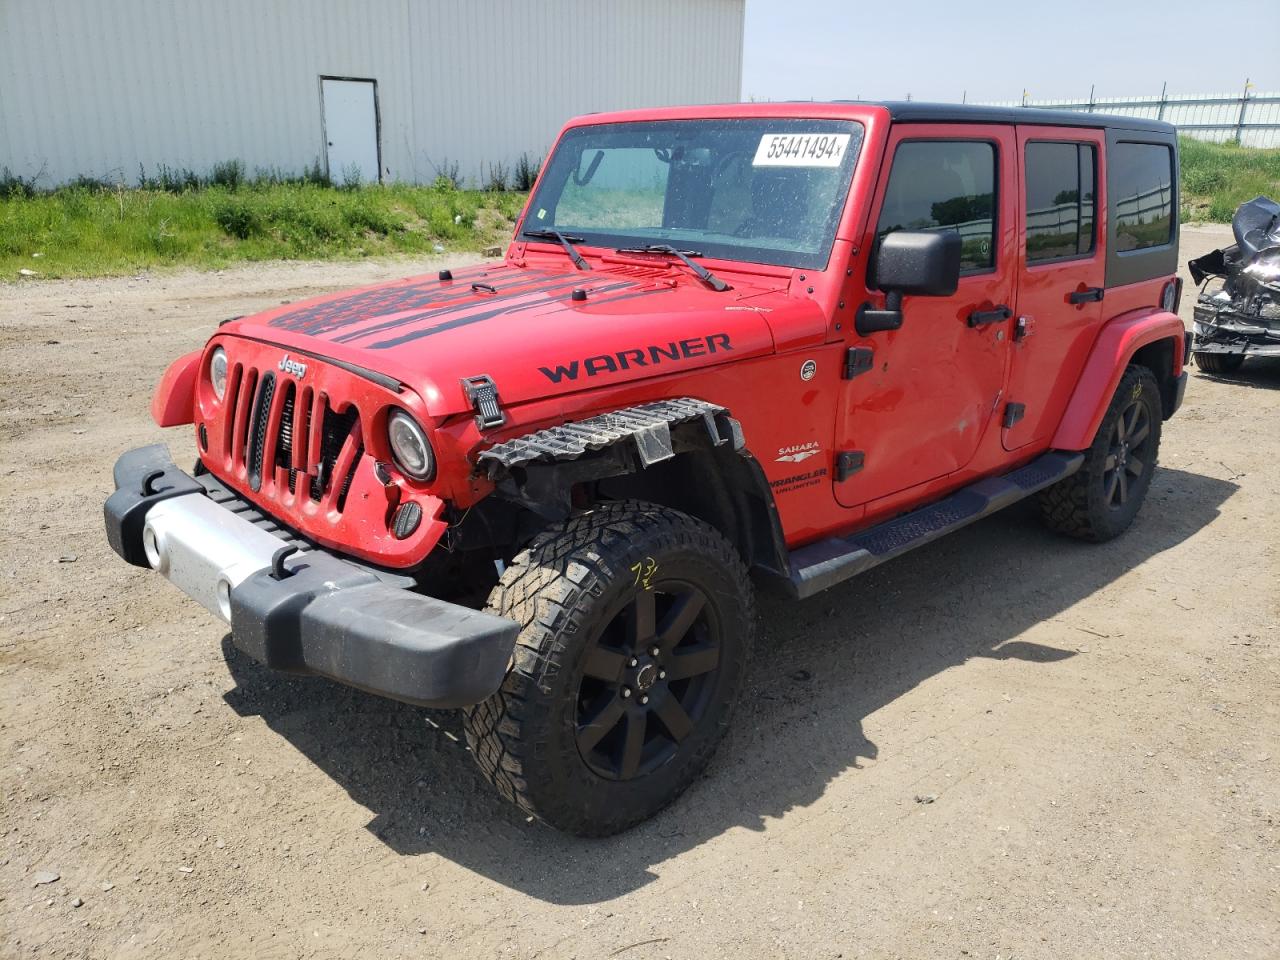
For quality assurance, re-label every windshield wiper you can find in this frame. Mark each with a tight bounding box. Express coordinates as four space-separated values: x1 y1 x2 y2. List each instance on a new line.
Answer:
614 244 731 292
522 228 590 271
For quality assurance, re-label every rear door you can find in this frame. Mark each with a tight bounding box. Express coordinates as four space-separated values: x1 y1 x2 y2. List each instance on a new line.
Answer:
834 124 1017 507
1003 126 1105 449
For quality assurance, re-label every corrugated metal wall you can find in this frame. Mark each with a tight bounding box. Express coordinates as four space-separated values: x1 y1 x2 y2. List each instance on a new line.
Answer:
0 0 745 186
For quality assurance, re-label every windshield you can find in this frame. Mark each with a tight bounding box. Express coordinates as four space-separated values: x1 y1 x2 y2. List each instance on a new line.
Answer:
523 118 864 270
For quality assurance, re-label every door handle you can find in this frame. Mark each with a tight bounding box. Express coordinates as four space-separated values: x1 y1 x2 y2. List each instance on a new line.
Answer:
967 305 1011 328
1069 286 1104 304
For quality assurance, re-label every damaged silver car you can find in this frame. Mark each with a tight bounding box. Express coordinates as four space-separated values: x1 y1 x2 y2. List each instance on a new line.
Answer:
1188 196 1280 374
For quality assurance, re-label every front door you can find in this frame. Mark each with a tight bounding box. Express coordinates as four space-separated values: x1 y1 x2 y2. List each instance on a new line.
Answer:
321 77 380 185
834 125 1017 508
1003 127 1105 449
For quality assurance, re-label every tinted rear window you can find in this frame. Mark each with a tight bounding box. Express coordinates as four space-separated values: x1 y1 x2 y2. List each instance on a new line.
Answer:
1025 141 1095 263
1112 142 1174 251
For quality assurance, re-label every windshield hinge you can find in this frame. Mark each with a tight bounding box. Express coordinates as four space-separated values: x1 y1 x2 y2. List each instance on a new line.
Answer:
843 347 874 379
462 375 505 431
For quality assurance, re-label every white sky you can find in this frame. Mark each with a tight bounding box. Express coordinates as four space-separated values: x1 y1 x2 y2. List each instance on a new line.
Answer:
742 0 1280 103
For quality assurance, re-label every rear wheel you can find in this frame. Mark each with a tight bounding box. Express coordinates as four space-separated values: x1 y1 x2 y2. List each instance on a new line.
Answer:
1039 365 1162 542
1194 351 1244 375
463 500 754 836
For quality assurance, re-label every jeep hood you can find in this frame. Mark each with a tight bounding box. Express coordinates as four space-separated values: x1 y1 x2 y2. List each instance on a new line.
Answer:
221 261 813 417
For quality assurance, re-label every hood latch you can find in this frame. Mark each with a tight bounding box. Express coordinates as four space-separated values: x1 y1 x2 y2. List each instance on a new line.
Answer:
461 375 506 431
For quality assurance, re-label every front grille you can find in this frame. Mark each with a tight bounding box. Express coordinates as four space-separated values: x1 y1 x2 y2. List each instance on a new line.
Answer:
220 361 366 515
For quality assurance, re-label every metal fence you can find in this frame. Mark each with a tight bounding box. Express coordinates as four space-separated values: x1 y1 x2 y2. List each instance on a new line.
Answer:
978 85 1280 148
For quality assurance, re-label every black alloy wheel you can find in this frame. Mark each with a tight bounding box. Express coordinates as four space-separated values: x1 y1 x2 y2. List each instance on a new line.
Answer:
576 580 722 781
1102 395 1152 510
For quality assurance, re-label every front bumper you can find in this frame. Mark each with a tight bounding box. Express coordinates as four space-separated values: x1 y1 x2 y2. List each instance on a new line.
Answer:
104 445 518 707
1193 300 1280 358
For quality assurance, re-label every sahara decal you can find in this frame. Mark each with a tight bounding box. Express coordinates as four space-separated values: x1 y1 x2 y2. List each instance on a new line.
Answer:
776 441 821 463
538 333 733 383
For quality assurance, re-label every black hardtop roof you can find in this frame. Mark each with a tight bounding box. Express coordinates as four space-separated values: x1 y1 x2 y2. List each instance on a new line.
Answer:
846 100 1176 135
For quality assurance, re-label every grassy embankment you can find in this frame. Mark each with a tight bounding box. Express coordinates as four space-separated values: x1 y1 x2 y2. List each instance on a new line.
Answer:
1 164 528 279
3 137 1278 279
1175 137 1280 222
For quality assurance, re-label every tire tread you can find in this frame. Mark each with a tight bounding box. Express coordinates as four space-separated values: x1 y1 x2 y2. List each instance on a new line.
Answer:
462 500 753 835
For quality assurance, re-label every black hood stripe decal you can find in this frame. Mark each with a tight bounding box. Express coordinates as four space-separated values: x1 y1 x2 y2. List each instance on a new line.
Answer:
368 283 672 350
332 273 591 345
268 266 496 334
268 267 574 337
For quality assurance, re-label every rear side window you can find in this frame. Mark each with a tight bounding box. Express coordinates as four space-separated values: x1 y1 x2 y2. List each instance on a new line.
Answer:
876 141 996 273
1112 142 1174 251
1025 142 1095 262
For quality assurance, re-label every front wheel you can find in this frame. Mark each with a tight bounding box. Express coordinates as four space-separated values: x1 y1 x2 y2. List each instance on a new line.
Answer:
463 501 754 836
1039 365 1163 542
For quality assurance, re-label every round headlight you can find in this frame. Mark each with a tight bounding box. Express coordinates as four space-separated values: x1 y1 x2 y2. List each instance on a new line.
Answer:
209 347 228 401
388 409 434 480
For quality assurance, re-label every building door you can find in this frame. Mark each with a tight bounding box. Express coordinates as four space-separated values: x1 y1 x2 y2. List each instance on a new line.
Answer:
321 78 380 184
834 126 1017 508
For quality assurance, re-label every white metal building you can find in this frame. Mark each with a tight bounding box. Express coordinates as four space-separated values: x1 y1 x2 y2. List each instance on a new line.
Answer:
0 0 745 187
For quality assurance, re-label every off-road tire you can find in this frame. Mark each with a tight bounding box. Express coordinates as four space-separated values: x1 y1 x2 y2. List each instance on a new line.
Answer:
1039 365 1163 542
1193 351 1244 375
462 500 755 836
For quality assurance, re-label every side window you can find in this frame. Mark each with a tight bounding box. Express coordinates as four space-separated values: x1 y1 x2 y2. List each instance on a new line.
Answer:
1112 142 1174 251
876 140 996 273
1025 142 1096 263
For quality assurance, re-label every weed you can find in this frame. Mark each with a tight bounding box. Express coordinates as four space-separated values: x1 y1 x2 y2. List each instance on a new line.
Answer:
483 161 510 192
429 158 462 190
1 164 44 199
514 153 542 191
210 159 246 191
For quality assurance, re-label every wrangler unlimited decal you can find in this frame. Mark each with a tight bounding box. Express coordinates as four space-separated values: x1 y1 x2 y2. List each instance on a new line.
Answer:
539 333 733 383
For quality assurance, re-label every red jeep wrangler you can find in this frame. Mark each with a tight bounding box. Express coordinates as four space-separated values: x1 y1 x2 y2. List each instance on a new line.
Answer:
106 102 1188 835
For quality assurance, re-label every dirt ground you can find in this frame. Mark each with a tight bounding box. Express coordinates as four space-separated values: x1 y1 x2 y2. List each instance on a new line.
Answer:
2 227 1277 960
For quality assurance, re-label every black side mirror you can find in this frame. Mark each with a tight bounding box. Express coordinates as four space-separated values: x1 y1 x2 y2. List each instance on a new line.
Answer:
857 231 962 336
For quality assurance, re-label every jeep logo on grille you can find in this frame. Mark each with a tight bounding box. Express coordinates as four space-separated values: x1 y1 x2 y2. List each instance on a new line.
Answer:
277 355 307 378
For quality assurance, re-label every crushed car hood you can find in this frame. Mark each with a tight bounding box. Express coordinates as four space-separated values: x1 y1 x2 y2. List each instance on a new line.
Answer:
221 261 814 416
1232 195 1280 261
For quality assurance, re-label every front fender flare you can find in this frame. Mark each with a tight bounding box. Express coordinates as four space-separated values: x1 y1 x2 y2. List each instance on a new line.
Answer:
1051 308 1185 451
476 397 790 577
150 349 202 427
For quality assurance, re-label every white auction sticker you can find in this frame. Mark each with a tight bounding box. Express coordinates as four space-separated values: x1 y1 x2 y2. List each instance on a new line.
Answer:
753 132 851 167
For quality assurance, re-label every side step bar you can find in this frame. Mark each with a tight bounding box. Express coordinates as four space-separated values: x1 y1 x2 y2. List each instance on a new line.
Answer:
787 451 1085 598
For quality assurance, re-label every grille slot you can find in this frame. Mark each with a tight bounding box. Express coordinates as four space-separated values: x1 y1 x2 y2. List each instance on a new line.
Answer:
246 372 276 492
275 382 297 492
335 441 364 513
309 405 360 502
231 367 258 468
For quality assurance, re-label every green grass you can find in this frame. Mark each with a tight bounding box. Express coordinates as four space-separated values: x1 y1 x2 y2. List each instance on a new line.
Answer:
1 180 528 279
1179 137 1280 223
